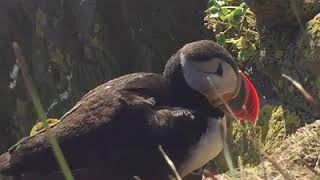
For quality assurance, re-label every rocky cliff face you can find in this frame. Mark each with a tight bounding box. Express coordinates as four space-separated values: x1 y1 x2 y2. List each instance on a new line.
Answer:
0 0 210 152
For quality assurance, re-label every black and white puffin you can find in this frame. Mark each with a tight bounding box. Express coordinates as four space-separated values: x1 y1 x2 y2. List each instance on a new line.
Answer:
0 40 259 180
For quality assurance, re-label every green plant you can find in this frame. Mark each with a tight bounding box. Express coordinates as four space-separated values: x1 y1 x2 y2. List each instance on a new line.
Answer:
205 0 259 62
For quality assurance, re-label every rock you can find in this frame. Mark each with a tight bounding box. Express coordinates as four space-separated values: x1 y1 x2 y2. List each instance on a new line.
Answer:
298 14 320 77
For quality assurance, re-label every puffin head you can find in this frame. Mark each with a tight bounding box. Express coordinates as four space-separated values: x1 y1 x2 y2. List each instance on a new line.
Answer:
168 40 260 122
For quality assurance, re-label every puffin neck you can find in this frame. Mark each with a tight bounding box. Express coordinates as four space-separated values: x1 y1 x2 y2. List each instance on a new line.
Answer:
163 52 223 117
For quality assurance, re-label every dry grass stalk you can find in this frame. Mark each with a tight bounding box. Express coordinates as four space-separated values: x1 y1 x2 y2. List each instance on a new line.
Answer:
158 145 182 180
282 74 320 109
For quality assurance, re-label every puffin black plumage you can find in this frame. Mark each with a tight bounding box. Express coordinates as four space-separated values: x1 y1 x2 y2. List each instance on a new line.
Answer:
0 40 260 180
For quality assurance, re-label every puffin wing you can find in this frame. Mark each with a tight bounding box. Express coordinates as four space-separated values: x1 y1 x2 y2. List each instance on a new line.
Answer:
0 73 169 176
150 108 226 177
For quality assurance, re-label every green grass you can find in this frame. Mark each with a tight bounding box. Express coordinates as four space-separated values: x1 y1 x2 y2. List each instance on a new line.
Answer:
12 42 74 180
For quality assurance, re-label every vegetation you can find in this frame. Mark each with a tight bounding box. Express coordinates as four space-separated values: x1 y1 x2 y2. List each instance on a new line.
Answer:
205 0 258 63
204 1 320 179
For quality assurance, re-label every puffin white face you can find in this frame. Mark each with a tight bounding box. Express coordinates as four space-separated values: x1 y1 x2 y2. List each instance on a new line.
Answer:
180 53 240 105
170 40 259 122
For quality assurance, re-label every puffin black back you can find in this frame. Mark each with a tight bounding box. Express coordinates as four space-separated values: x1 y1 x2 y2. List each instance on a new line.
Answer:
0 72 211 179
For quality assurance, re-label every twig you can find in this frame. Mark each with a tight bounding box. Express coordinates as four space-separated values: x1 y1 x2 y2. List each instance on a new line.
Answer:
207 77 236 178
239 7 248 33
158 145 182 180
238 156 244 180
316 155 320 172
281 74 320 109
220 121 236 176
223 26 233 34
133 176 142 180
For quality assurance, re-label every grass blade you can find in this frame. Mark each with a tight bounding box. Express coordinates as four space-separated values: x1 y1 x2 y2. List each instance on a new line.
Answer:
12 42 74 180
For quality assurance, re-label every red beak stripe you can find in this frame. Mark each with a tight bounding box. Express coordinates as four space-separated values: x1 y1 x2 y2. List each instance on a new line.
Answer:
233 74 260 122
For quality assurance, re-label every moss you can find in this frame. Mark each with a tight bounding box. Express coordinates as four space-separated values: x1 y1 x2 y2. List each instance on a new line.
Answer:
275 50 284 59
83 24 104 59
263 106 286 151
49 48 65 66
94 23 102 33
261 105 301 151
89 36 100 49
308 16 320 35
89 24 103 50
35 8 47 39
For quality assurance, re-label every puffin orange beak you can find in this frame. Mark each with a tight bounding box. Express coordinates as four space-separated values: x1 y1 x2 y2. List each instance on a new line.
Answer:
230 73 260 122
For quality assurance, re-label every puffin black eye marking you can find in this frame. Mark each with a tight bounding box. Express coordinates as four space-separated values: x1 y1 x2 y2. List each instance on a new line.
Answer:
215 63 223 77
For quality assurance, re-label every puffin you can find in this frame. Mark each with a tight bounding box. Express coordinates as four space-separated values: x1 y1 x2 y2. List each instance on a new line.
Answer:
0 40 259 180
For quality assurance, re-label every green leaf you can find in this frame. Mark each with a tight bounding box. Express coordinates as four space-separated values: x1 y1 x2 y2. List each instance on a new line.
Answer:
207 0 215 8
208 0 222 9
238 50 248 61
220 8 231 18
206 6 220 14
225 3 246 25
216 33 226 46
226 36 243 49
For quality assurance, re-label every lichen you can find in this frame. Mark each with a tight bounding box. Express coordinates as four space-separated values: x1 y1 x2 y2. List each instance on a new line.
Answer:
49 48 65 66
9 63 19 89
89 24 103 50
35 8 47 39
29 118 60 136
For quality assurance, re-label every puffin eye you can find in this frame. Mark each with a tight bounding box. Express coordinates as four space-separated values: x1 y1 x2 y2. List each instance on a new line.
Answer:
215 63 223 77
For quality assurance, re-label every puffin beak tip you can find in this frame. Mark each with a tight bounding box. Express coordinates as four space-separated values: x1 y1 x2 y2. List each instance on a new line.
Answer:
233 73 260 122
